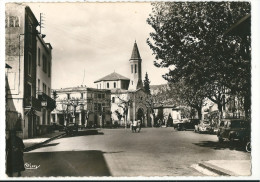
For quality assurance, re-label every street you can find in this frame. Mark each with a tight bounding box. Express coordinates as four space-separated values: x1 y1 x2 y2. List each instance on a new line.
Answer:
23 128 250 177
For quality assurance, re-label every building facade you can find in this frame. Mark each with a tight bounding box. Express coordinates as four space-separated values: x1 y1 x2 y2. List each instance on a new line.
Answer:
51 86 111 128
36 33 56 135
94 41 150 127
5 4 55 138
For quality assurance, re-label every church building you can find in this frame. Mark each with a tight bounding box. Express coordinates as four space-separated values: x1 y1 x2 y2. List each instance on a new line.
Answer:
94 41 151 127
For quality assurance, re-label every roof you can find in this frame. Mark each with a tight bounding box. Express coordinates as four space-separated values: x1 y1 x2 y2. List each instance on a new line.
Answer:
130 41 141 60
111 88 143 94
154 104 179 109
54 86 111 93
94 72 130 83
25 6 39 26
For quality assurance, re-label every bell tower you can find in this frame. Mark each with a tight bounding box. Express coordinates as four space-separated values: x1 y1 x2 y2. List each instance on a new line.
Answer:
128 41 143 90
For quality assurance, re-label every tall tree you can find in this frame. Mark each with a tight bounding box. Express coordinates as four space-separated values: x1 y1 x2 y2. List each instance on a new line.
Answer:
147 2 250 118
169 80 205 119
143 72 151 95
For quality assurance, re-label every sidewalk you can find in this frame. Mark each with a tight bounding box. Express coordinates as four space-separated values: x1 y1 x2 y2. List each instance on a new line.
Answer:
23 131 66 152
192 160 251 176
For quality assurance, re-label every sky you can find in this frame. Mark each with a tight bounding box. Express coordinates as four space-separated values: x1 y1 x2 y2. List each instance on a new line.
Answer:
26 2 169 89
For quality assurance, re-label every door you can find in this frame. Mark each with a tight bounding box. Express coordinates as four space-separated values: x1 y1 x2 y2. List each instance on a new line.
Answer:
28 116 32 138
137 108 144 126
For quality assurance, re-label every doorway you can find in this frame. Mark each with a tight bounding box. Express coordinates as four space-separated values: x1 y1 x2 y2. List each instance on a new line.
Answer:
137 108 145 126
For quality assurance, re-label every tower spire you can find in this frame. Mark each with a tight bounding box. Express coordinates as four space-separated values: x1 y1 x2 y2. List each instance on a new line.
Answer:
130 41 141 60
128 41 143 90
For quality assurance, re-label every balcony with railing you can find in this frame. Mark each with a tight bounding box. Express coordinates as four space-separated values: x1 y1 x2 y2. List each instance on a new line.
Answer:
38 91 56 111
24 96 42 111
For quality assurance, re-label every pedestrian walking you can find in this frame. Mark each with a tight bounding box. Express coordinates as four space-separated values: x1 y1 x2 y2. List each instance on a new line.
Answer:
130 120 133 131
6 130 25 177
138 120 141 132
132 120 138 132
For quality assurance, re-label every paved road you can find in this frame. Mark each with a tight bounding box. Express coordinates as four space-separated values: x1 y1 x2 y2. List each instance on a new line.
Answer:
22 128 250 177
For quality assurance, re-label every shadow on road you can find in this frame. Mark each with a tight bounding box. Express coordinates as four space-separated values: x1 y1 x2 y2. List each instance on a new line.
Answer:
37 142 60 149
23 150 111 177
103 151 124 154
193 140 247 152
62 130 104 138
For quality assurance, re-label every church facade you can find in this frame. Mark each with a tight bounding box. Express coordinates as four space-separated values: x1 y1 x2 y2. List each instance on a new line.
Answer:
94 41 151 127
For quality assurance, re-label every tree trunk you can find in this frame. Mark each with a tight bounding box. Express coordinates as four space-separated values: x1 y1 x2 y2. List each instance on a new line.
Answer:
244 94 251 120
197 107 202 120
218 103 223 118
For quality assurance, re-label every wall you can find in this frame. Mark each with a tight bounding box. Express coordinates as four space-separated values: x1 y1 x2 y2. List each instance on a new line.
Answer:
5 4 26 128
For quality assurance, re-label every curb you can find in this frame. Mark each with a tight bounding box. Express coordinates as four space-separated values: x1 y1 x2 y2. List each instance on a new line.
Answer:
24 132 66 152
198 162 237 176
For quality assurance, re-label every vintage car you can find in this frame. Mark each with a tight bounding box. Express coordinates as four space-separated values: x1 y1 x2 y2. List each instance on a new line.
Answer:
65 122 79 135
183 119 200 130
217 119 250 143
173 119 184 130
51 122 65 131
197 120 212 133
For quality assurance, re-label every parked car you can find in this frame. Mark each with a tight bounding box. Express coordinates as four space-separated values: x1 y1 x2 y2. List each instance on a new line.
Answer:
65 122 79 135
183 119 200 130
197 120 212 133
173 119 183 130
51 122 65 131
217 119 250 143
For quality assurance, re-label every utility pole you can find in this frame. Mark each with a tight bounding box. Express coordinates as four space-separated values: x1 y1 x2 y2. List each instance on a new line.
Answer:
39 13 45 34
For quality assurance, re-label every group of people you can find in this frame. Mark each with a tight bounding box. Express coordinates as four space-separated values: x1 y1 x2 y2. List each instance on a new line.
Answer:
130 120 141 133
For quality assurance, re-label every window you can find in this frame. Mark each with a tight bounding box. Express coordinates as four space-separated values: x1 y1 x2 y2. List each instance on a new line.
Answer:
28 53 32 76
48 61 51 77
112 97 115 103
67 93 70 99
47 111 50 125
114 82 116 88
98 103 102 111
100 84 101 89
94 103 98 111
28 25 32 47
48 87 50 96
132 81 133 85
42 55 47 73
8 16 19 27
5 17 8 27
107 83 109 88
27 83 32 97
38 79 40 92
81 93 84 99
98 94 101 99
131 65 133 73
42 83 47 93
94 93 97 98
135 64 137 73
38 48 41 66
42 109 46 125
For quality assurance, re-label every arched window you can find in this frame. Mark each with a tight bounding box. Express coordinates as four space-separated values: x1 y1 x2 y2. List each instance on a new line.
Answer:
135 64 137 73
114 82 116 88
112 97 115 103
107 83 109 88
131 65 133 73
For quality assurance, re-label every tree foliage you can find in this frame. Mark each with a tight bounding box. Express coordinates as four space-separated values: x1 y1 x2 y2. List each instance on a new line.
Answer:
143 72 151 95
147 2 251 117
